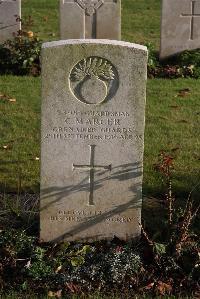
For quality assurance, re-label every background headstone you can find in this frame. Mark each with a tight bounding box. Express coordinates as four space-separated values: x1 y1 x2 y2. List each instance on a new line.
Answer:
0 0 21 44
40 40 147 242
60 0 121 39
160 0 200 59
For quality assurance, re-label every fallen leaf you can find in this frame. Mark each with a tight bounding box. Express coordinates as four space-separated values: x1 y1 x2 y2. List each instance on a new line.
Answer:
43 16 48 22
2 144 12 150
177 119 189 123
65 282 80 293
8 98 16 103
180 88 190 92
48 290 62 298
48 291 54 297
0 94 8 100
175 88 191 98
156 281 172 295
56 290 62 298
144 282 154 290
194 291 200 299
55 265 62 273
0 93 16 103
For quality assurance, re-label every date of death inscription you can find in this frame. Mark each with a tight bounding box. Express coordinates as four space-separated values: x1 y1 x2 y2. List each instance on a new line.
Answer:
43 110 142 142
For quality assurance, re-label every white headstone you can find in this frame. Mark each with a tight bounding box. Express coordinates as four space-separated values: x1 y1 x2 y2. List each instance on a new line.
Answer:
40 40 147 242
60 0 121 39
160 0 200 59
0 0 21 44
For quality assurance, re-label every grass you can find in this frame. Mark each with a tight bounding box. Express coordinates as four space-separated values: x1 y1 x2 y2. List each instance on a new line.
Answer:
0 76 40 193
144 79 200 198
122 0 161 47
22 0 59 41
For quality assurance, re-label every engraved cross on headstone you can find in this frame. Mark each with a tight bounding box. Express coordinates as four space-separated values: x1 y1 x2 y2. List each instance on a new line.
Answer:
181 0 200 40
64 0 117 38
73 145 111 206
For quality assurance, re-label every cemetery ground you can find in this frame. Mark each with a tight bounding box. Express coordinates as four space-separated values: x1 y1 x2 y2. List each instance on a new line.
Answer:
0 0 199 298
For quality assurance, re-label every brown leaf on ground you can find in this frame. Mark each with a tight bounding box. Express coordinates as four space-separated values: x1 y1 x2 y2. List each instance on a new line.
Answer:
56 290 62 298
65 282 80 293
177 119 189 123
0 93 16 103
43 16 48 22
0 94 8 100
156 281 172 295
48 290 62 298
8 98 16 103
175 88 191 98
2 144 12 150
194 290 200 299
55 265 62 273
143 282 155 290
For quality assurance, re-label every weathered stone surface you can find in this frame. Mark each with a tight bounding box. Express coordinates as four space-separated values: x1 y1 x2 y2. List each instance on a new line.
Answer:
160 0 200 59
0 0 21 44
60 0 121 40
40 40 147 242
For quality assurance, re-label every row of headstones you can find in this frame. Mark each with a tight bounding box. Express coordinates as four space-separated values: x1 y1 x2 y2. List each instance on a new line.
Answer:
0 0 121 42
1 0 200 58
